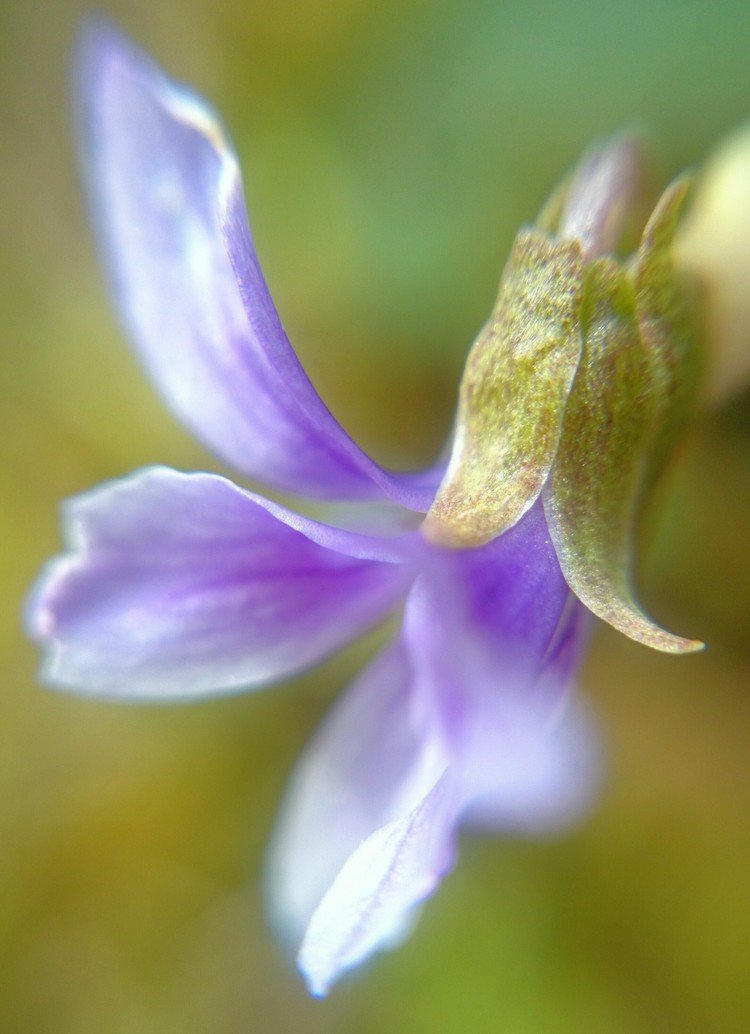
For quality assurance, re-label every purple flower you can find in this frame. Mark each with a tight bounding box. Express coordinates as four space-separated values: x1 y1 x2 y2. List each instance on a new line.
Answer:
27 26 679 996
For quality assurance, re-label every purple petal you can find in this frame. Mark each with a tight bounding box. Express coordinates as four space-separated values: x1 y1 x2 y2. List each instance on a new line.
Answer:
266 641 456 997
299 773 454 997
406 501 599 828
77 24 442 508
26 467 415 699
268 504 598 997
558 136 648 258
460 694 600 833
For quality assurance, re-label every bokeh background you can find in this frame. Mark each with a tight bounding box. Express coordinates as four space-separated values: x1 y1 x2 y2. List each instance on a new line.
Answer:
2 1 750 1031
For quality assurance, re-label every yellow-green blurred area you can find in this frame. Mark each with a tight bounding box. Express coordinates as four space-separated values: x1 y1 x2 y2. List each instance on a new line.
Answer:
2 0 750 1030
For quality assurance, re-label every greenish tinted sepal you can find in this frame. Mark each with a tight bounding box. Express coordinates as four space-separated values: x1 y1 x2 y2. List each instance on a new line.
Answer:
635 177 704 486
543 256 703 654
424 229 585 547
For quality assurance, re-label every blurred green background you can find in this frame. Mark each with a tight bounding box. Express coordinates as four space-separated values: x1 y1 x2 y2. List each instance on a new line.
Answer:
2 1 750 1031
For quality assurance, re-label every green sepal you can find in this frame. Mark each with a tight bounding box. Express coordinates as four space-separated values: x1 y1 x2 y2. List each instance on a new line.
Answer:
542 256 703 653
424 229 585 547
634 177 703 488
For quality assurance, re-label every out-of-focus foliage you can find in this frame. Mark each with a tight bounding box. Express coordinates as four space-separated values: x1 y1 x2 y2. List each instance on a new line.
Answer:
2 1 749 1031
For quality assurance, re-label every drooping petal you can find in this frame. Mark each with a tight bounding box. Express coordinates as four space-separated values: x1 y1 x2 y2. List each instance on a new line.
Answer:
77 24 441 509
26 467 415 699
299 773 454 998
460 693 600 834
268 503 597 996
267 640 455 997
407 502 598 829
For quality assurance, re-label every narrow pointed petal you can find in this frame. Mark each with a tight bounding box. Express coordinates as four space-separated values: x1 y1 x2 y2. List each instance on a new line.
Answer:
77 24 440 509
299 773 453 997
26 467 415 699
268 504 597 996
267 640 455 996
542 258 703 653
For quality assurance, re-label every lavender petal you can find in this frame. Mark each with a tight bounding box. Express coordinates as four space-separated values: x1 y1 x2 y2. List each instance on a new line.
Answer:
299 773 454 997
266 640 456 997
26 466 414 699
268 505 598 996
76 24 442 508
407 501 600 830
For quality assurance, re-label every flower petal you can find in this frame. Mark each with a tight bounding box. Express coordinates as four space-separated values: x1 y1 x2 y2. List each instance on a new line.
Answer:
558 135 649 259
460 694 600 834
26 467 414 699
407 502 599 827
77 24 441 508
299 773 454 998
266 640 455 997
268 503 597 996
